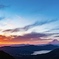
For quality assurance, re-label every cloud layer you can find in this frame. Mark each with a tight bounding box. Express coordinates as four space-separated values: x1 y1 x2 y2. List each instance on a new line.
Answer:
3 19 59 33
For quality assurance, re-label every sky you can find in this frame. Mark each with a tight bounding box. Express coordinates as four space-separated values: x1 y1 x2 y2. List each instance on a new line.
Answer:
0 0 59 46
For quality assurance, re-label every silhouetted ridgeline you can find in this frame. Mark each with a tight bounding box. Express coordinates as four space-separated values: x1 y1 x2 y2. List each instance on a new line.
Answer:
0 50 15 59
0 44 58 56
0 44 59 59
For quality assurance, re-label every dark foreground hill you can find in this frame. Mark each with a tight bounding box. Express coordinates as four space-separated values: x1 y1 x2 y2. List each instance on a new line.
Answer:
0 50 15 59
15 48 59 59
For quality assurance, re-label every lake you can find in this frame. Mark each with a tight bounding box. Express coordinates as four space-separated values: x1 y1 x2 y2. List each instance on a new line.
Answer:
32 50 51 55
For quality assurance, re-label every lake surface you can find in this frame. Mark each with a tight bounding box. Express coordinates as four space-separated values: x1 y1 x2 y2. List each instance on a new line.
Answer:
32 50 51 55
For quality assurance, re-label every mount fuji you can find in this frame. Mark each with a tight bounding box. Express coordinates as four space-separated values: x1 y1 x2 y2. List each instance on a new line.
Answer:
49 39 59 45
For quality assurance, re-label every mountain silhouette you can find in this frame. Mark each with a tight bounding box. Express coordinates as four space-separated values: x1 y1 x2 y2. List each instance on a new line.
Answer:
0 45 59 59
0 50 15 59
15 48 59 59
0 44 58 56
49 39 59 45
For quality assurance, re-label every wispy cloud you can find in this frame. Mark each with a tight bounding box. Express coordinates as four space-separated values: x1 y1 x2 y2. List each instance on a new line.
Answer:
3 28 20 32
45 27 59 33
54 35 59 37
3 19 58 33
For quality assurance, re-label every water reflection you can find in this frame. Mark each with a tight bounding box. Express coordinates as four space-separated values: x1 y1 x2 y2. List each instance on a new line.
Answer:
32 50 51 55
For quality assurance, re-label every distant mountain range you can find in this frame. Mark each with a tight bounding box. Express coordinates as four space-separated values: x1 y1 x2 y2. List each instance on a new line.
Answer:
0 44 59 57
1 47 59 59
0 44 59 59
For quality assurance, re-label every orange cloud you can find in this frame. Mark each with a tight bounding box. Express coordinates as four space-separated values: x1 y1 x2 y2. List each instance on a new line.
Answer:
0 34 52 46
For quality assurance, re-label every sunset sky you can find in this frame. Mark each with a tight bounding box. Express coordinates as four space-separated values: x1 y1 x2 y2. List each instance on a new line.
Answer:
0 0 59 46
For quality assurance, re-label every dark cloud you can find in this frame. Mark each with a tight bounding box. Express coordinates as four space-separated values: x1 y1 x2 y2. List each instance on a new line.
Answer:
0 32 53 42
23 32 49 38
0 33 58 45
11 32 51 42
3 19 58 33
3 28 22 32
